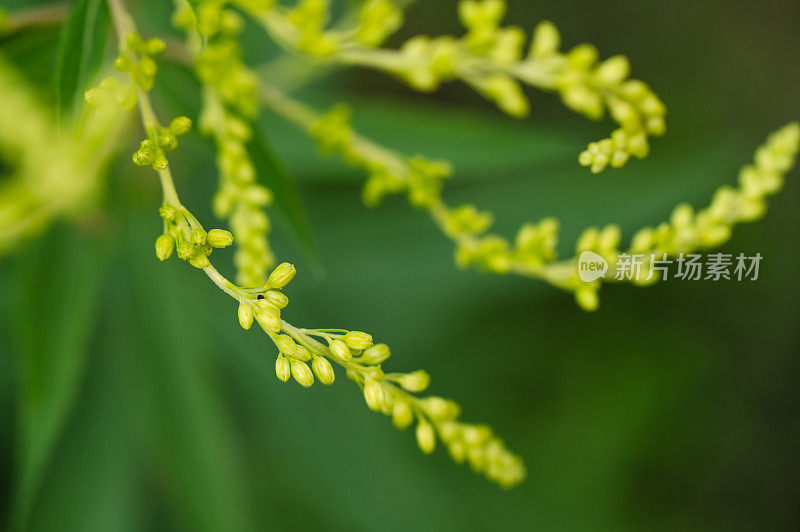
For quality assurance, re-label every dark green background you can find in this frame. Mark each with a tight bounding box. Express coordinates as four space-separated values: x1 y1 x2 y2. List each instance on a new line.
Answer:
1 0 799 530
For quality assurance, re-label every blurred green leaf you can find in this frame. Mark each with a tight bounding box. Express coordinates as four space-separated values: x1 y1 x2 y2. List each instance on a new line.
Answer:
54 0 109 121
249 121 323 276
8 227 110 531
123 216 255 532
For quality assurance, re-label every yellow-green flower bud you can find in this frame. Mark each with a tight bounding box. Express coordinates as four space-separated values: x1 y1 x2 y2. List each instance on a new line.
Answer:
275 334 296 355
159 204 177 221
531 21 560 58
291 361 314 388
329 339 351 361
176 241 192 260
275 356 291 382
114 55 132 72
153 152 168 171
292 346 311 363
267 262 296 289
392 400 413 429
145 37 167 57
416 420 436 454
207 228 234 248
398 370 430 392
125 32 145 53
448 441 466 464
263 291 289 309
312 356 335 385
422 397 459 420
361 343 391 365
256 308 282 334
189 254 210 269
344 331 373 350
190 228 207 245
364 379 385 411
155 234 174 261
238 302 254 330
170 116 193 137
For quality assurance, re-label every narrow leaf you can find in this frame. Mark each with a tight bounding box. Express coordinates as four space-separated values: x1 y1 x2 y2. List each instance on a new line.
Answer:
55 0 109 121
8 227 110 530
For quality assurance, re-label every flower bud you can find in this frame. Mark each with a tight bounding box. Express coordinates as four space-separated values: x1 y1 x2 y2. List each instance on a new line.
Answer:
392 400 413 429
274 334 296 355
267 262 296 289
397 370 430 392
152 153 168 171
145 37 166 56
188 253 210 269
363 379 385 411
264 291 289 309
312 356 335 385
275 356 291 382
256 309 282 334
416 420 436 454
238 302 254 330
344 331 373 350
291 361 314 387
329 339 352 361
422 397 459 420
448 441 466 463
207 229 234 248
170 116 193 136
176 241 192 260
361 343 391 365
190 228 207 245
158 132 178 152
114 55 132 72
155 234 174 261
159 204 177 221
293 345 311 362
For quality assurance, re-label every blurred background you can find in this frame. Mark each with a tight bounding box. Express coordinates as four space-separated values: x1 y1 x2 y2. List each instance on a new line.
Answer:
1 0 799 530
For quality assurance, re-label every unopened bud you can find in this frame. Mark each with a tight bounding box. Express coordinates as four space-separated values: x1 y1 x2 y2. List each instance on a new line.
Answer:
344 331 373 350
207 228 233 248
291 361 314 387
361 343 391 365
263 291 289 309
275 356 291 382
364 379 385 411
274 334 295 355
416 420 436 454
155 234 174 261
397 370 430 392
238 302 254 330
312 356 335 385
256 308 282 334
329 339 351 361
392 400 413 429
267 262 296 289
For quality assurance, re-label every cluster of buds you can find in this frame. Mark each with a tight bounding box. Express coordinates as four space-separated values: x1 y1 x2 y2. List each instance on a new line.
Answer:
264 318 527 487
628 123 800 262
113 33 166 91
155 204 234 269
132 116 193 170
236 262 295 330
260 0 665 172
179 1 275 287
517 20 667 173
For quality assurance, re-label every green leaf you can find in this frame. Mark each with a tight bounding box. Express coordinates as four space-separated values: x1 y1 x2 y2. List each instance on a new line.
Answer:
249 122 324 276
55 0 109 121
8 226 110 531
